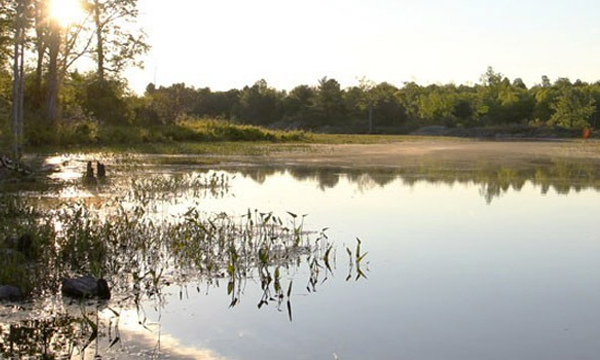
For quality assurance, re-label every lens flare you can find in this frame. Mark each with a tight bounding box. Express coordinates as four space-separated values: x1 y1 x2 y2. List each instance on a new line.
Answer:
48 0 85 27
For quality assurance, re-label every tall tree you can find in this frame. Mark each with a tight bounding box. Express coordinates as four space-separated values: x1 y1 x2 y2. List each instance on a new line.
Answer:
30 0 49 105
8 0 28 159
85 0 148 81
42 2 95 122
357 77 376 133
0 0 14 70
315 77 345 126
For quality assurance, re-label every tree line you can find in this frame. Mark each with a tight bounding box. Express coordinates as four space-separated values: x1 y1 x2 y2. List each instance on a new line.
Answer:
133 69 600 133
1 1 599 158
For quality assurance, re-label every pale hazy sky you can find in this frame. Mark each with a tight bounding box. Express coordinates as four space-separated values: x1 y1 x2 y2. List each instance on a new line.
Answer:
125 0 600 93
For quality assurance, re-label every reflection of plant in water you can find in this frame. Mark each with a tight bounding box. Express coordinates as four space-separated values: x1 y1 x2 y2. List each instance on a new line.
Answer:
0 198 367 357
0 167 370 359
127 172 231 207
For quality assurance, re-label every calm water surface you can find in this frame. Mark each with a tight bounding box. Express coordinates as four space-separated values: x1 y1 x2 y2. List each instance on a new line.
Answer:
131 168 600 359
3 157 600 360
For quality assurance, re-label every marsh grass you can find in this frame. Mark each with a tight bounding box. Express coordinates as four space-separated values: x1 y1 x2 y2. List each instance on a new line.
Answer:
0 168 363 303
0 161 371 360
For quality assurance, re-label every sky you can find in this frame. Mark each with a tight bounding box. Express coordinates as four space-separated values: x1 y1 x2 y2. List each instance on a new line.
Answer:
124 0 600 93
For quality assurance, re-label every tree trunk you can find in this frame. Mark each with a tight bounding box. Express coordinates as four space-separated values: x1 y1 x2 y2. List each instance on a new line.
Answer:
33 0 46 106
18 32 25 156
10 0 26 160
44 27 61 123
11 19 21 159
93 0 105 81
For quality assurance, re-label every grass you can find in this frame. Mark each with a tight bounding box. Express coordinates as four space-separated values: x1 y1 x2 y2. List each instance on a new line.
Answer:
0 168 356 302
10 115 474 157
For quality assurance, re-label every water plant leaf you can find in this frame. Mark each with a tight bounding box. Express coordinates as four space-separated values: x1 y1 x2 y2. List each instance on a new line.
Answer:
227 264 235 276
287 300 293 322
109 336 121 348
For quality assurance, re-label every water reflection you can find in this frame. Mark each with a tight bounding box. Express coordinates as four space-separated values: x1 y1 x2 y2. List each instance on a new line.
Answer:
0 185 359 358
3 153 600 359
0 303 225 359
6 153 599 204
232 158 600 203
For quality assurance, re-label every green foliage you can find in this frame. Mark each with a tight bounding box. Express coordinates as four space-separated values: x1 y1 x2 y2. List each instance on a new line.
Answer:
315 77 346 126
549 87 595 130
236 79 283 125
66 73 132 125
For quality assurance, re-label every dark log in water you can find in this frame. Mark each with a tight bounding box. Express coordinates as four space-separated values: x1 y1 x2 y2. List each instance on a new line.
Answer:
97 161 106 177
86 161 94 178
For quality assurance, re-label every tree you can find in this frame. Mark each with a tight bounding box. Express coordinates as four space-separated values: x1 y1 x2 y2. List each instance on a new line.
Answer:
85 0 148 81
39 2 95 122
236 79 282 125
284 84 316 126
357 77 376 133
0 0 14 70
549 87 595 129
315 77 345 126
8 0 28 159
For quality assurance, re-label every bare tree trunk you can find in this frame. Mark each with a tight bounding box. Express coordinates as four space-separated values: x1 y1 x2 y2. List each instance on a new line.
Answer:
33 0 47 106
44 26 61 123
93 0 105 81
18 32 25 156
11 21 20 159
10 0 26 160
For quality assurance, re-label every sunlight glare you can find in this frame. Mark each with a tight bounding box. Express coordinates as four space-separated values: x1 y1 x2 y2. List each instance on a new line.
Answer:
48 0 85 27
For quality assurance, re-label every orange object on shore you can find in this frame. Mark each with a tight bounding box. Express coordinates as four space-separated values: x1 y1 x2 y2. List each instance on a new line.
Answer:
582 127 592 139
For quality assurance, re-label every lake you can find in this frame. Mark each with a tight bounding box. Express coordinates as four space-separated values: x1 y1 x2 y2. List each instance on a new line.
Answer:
1 152 600 359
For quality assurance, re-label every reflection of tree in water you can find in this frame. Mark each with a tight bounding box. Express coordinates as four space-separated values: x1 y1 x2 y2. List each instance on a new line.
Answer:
0 313 79 359
235 158 600 203
0 304 121 360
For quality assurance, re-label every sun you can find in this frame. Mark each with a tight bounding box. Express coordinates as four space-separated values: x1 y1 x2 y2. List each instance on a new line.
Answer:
48 0 85 27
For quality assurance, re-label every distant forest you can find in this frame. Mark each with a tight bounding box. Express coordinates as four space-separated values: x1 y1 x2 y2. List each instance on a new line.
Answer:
3 66 599 137
1 0 599 155
135 69 600 133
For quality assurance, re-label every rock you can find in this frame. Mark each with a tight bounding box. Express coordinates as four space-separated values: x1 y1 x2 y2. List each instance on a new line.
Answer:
0 155 32 178
62 276 111 300
39 163 61 173
0 285 22 302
